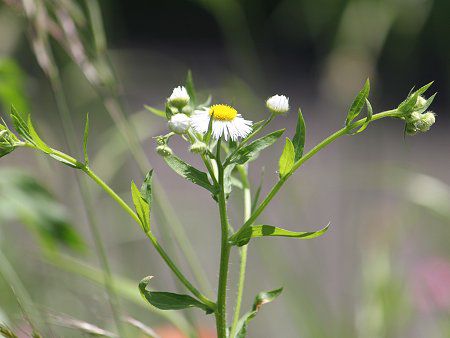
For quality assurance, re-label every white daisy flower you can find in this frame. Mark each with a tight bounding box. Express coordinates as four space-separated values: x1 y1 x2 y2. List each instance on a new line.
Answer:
168 113 191 134
190 104 253 141
168 86 190 108
266 94 290 114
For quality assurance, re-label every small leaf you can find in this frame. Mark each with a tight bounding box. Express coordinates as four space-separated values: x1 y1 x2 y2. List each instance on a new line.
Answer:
131 181 150 232
139 276 213 314
144 104 166 118
164 155 217 194
415 92 437 115
292 108 306 161
345 79 370 126
185 70 196 105
27 115 51 153
140 170 153 206
9 106 32 143
278 138 295 178
351 98 373 134
227 129 285 165
49 154 81 168
251 167 265 212
224 163 237 197
233 287 283 338
83 113 89 165
204 115 214 144
231 223 330 247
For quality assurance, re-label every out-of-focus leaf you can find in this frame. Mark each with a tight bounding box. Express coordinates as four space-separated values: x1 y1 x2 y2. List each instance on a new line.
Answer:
164 155 216 194
233 287 283 338
345 79 370 126
0 323 18 338
131 181 150 232
185 70 196 105
227 129 285 165
230 223 330 247
251 167 265 212
139 276 213 314
292 109 306 161
0 169 85 252
144 105 166 118
278 138 294 178
83 113 89 165
27 115 51 153
0 59 29 114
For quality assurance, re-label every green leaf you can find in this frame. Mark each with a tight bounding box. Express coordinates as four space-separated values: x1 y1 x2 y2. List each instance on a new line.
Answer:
131 181 150 232
292 109 306 161
0 58 29 114
185 70 196 105
140 170 153 206
278 138 295 178
227 129 285 165
49 154 80 168
230 223 330 247
144 104 166 118
27 115 51 153
9 106 32 143
398 82 433 115
351 98 373 134
251 167 265 212
233 287 283 338
139 276 213 314
164 155 216 194
224 163 237 197
83 113 89 165
345 79 370 126
415 92 437 115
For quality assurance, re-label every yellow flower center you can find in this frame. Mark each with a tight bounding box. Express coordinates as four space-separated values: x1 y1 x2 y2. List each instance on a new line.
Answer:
209 104 237 121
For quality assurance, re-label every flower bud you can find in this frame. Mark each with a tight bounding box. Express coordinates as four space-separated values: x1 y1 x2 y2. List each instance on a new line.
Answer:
181 105 193 115
415 111 435 132
266 94 289 114
168 86 190 109
415 95 427 109
190 141 207 155
156 144 173 157
168 113 190 134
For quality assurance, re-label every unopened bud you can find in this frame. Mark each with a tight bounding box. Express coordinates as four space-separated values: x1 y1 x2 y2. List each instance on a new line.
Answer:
156 144 173 157
266 94 290 114
182 105 193 115
168 113 190 134
168 86 190 109
415 95 427 109
415 111 435 132
190 141 207 155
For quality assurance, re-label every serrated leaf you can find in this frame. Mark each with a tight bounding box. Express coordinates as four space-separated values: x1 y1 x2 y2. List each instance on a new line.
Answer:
185 70 196 105
27 115 51 153
292 109 306 161
139 276 213 314
83 113 89 165
144 104 166 118
231 223 330 247
227 129 285 165
233 287 283 338
164 155 216 194
131 181 150 232
278 138 295 178
345 79 370 126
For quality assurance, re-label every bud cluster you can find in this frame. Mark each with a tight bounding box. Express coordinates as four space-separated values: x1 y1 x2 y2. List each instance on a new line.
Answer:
405 96 436 135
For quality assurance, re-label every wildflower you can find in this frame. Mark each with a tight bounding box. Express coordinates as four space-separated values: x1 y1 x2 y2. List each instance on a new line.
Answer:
168 86 190 109
266 94 289 114
168 113 190 134
156 144 173 157
190 140 207 155
190 104 252 141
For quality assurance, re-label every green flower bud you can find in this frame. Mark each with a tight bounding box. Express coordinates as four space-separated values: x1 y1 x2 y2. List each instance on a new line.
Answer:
415 111 435 132
156 144 173 157
414 95 427 109
190 141 207 155
181 105 193 115
167 86 190 109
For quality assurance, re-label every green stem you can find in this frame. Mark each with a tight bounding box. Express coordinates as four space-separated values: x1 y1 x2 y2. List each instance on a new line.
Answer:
229 165 251 337
232 109 398 240
215 139 232 338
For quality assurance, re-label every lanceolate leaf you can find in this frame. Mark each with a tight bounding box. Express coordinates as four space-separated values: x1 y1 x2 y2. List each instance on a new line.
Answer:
164 155 216 194
292 108 306 161
398 82 433 115
139 276 213 314
83 113 89 165
345 79 370 126
185 70 196 105
9 106 32 143
351 98 373 135
227 129 285 165
144 104 166 118
131 181 150 232
140 170 153 206
233 287 283 338
278 138 295 178
231 223 330 247
27 115 51 153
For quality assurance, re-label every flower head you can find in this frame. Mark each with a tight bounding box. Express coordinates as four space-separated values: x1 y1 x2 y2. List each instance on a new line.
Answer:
190 104 252 141
266 94 289 114
406 111 436 135
168 86 190 109
168 113 190 134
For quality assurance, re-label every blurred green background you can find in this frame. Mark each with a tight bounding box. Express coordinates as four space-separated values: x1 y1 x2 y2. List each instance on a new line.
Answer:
0 0 449 337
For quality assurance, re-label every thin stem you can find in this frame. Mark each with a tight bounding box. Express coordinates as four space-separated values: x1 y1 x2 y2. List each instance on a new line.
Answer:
229 165 251 337
215 139 232 338
232 109 399 240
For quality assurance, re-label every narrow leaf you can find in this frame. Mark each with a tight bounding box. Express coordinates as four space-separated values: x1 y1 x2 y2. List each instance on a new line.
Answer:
185 70 196 105
27 115 51 153
398 82 433 115
144 104 166 118
228 129 285 165
352 98 373 134
9 106 32 143
231 223 330 247
251 167 265 212
292 108 306 161
140 170 153 206
278 138 295 178
164 155 216 194
83 113 89 165
131 181 150 232
345 79 370 126
139 276 213 314
49 154 80 168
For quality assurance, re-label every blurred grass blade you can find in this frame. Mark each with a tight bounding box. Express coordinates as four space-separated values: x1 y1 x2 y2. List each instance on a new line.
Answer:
292 108 306 161
83 113 89 165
